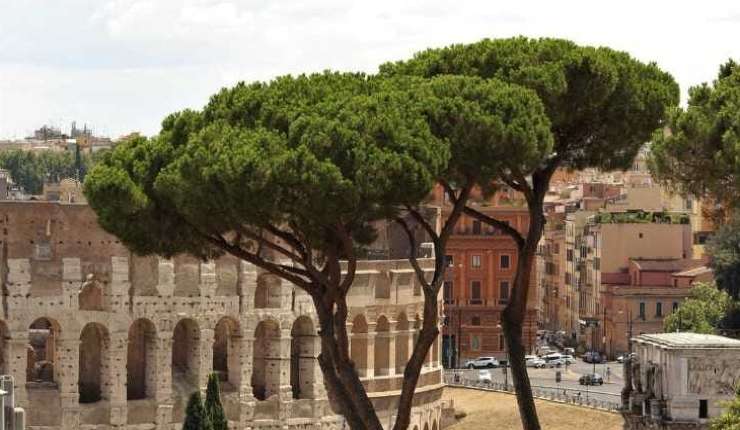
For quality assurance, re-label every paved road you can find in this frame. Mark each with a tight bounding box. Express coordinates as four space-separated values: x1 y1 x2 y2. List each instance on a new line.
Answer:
461 359 625 404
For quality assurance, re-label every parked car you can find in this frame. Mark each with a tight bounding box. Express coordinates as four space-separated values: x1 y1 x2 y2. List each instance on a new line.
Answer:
579 373 604 386
563 347 576 355
583 351 604 363
545 357 566 368
465 357 499 369
617 353 635 363
543 352 564 361
525 355 547 368
562 355 576 365
477 370 493 384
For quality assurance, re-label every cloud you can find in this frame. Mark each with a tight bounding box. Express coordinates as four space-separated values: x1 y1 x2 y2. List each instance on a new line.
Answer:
1 0 739 138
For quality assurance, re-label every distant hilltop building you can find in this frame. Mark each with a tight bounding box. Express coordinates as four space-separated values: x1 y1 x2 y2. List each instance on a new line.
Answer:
0 122 116 154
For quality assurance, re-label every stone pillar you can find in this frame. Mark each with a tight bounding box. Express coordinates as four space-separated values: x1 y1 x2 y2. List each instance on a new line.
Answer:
155 331 174 430
107 332 128 427
57 337 80 430
238 334 255 426
110 257 130 313
238 262 257 314
278 329 293 401
6 258 31 310
387 331 397 377
200 261 217 298
7 332 29 404
157 258 175 297
199 328 214 391
366 335 376 378
62 258 82 310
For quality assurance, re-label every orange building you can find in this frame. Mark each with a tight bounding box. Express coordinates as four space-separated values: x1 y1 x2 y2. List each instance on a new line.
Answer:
434 186 539 366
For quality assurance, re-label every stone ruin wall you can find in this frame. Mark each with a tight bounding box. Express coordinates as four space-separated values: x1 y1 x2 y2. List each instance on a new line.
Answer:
0 201 444 430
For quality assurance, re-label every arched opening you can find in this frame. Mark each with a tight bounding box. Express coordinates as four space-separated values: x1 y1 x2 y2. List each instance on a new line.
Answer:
252 319 281 400
213 317 240 392
374 316 390 377
423 422 430 430
290 316 316 400
432 419 438 430
350 315 368 378
79 322 110 403
27 318 59 387
254 274 281 308
127 318 157 400
395 313 409 374
0 321 7 375
172 319 201 395
79 281 104 311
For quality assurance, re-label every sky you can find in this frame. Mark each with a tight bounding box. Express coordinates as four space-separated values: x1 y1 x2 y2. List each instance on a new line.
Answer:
1 0 739 139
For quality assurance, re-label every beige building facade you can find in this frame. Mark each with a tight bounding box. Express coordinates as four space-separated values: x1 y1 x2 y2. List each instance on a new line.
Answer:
0 201 444 430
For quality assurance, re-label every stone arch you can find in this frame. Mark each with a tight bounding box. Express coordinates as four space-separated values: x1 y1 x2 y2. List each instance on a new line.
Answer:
374 315 390 377
79 322 110 403
127 318 157 400
27 317 60 387
254 274 281 309
79 280 104 311
172 318 201 393
395 313 409 374
350 315 368 378
213 316 241 392
290 316 316 400
252 319 281 400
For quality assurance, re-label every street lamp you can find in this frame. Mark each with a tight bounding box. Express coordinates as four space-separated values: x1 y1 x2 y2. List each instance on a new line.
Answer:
496 323 510 390
618 309 640 409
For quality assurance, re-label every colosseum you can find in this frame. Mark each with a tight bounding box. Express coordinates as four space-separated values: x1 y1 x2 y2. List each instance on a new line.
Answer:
0 200 444 430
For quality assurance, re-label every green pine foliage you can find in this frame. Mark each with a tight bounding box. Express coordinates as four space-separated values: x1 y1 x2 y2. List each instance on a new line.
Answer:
182 391 212 430
205 374 228 430
650 60 740 217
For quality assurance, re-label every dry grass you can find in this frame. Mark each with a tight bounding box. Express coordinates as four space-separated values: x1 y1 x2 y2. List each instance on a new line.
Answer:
444 387 625 430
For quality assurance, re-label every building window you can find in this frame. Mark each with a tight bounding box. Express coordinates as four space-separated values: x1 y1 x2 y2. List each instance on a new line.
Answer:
500 254 511 269
500 281 510 303
673 302 679 312
639 233 644 239
593 257 600 271
443 281 453 304
567 249 574 262
656 302 663 317
499 335 505 351
471 335 481 351
473 220 482 234
639 302 646 320
553 243 560 254
472 255 481 268
445 255 454 267
565 272 572 285
699 399 708 419
470 281 482 304
471 316 481 326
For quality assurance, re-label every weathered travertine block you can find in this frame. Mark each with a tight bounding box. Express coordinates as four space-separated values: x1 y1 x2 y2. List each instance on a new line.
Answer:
156 258 175 296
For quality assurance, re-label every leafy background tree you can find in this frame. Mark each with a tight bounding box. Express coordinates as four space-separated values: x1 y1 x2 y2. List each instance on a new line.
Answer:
0 148 103 194
650 60 740 220
205 374 228 430
707 219 740 300
664 283 733 333
382 37 679 430
712 392 740 430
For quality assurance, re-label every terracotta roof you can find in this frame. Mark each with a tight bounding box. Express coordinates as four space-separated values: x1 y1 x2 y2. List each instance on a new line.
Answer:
630 258 704 273
673 266 713 278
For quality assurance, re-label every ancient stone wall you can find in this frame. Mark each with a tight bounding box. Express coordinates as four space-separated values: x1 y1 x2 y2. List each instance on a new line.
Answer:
0 201 444 430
